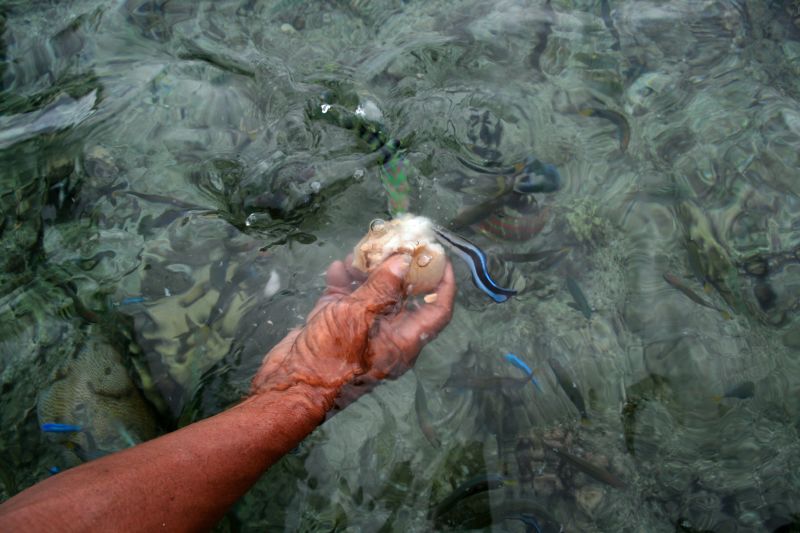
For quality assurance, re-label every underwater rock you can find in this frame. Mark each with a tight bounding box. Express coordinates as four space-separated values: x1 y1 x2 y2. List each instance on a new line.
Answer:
352 215 446 295
37 335 158 459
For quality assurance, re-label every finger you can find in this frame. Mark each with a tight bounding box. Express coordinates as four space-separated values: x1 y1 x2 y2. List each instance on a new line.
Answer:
326 260 353 291
393 260 456 342
345 253 368 282
349 253 411 314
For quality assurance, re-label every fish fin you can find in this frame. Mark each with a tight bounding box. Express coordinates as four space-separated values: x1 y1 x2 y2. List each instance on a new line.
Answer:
719 310 732 320
578 108 596 117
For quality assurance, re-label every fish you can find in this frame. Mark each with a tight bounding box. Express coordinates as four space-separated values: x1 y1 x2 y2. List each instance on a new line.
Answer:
448 191 513 232
547 358 589 423
715 380 755 401
504 353 543 392
566 277 592 319
380 154 411 216
123 190 212 211
511 156 562 194
510 514 543 533
600 0 622 51
430 473 509 520
41 423 83 433
477 204 550 242
578 107 630 152
663 273 731 319
118 296 146 306
449 156 560 236
725 380 755 399
551 447 626 488
414 378 441 448
432 226 517 303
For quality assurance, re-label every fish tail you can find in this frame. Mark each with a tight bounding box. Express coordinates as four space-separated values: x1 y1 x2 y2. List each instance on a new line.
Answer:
530 374 544 393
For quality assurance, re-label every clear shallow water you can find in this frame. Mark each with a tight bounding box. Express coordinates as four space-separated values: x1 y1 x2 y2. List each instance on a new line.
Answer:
1 0 800 530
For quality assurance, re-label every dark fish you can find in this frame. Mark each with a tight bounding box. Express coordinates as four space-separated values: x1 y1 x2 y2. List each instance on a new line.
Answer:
723 380 755 400
551 447 625 488
663 273 731 319
566 277 592 319
123 190 212 211
579 107 630 152
511 514 543 533
547 358 589 423
414 378 441 448
431 473 509 520
600 0 621 51
433 226 517 303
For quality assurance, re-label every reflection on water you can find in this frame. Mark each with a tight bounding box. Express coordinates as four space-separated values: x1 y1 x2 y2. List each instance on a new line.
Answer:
2 0 800 530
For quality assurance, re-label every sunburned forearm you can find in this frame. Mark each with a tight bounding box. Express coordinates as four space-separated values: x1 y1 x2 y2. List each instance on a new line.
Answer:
0 383 335 533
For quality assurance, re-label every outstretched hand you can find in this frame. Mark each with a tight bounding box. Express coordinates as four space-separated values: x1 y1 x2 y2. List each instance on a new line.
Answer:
251 253 456 409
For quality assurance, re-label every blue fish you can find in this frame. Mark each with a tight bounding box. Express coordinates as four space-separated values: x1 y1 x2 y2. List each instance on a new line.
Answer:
433 226 517 303
47 466 61 475
119 296 146 306
41 423 83 433
504 353 543 392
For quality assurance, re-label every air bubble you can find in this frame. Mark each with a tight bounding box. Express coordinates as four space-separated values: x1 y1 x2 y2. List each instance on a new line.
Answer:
370 218 386 232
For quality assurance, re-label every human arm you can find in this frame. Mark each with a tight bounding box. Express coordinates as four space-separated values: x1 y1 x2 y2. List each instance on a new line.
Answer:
0 254 456 532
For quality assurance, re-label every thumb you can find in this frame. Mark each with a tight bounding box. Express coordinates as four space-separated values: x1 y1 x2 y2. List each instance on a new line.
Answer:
349 253 411 314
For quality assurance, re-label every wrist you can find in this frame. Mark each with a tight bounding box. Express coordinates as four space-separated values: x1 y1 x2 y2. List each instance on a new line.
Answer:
249 349 353 414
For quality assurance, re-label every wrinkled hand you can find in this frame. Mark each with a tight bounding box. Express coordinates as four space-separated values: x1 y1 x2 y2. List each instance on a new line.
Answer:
251 253 456 410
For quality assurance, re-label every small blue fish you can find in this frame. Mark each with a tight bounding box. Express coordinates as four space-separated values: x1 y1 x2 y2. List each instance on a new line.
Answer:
47 466 61 475
119 296 146 306
433 226 517 303
504 353 543 392
41 423 83 433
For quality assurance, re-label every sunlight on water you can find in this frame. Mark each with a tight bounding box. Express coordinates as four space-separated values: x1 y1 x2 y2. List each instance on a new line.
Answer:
1 0 800 530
